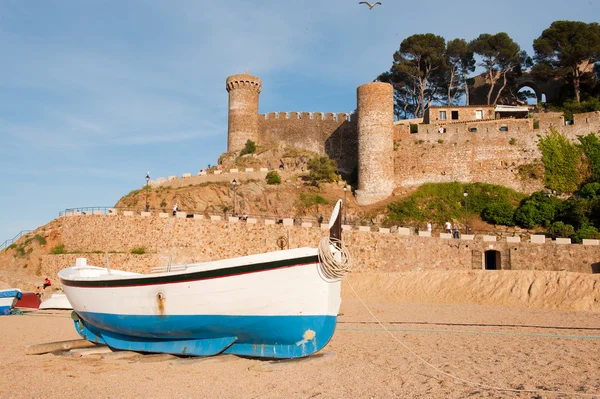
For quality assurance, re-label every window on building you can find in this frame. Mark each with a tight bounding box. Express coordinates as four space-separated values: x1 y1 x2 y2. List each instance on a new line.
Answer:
451 111 459 120
439 111 447 120
475 110 483 120
499 126 508 132
468 127 478 133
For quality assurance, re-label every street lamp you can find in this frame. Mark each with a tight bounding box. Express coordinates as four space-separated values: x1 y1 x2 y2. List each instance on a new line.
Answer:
145 172 150 212
463 190 469 235
232 179 237 216
343 185 348 225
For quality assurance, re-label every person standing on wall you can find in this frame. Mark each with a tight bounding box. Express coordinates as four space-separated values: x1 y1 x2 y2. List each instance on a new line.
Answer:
444 221 452 234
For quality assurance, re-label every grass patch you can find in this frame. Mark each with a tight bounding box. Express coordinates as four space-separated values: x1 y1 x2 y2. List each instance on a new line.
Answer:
386 182 525 226
130 247 147 255
51 244 65 255
33 234 47 245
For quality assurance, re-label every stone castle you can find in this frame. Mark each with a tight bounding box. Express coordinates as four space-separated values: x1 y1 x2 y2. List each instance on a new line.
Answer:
225 73 600 205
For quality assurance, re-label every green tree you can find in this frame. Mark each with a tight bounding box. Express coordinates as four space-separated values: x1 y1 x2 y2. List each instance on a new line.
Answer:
444 38 476 106
533 21 600 103
538 129 587 193
307 156 339 186
265 171 281 185
239 140 257 156
470 32 529 105
383 33 447 118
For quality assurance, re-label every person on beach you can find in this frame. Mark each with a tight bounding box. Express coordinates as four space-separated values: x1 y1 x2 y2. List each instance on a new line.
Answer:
444 221 452 234
172 203 178 216
43 277 52 290
427 221 432 233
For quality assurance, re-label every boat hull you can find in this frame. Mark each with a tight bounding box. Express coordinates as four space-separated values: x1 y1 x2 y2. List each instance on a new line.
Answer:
0 289 22 315
15 292 42 309
60 248 341 358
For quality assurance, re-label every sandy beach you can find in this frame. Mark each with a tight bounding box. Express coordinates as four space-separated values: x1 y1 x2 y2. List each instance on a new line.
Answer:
1 275 599 399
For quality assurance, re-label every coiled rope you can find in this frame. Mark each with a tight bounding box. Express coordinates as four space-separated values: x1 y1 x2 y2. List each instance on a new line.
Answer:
345 278 599 398
318 237 352 279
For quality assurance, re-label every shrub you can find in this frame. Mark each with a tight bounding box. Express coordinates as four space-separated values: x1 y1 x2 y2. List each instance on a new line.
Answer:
51 244 65 254
579 182 600 199
514 191 561 228
410 124 418 133
295 192 328 216
556 197 591 230
481 202 516 226
160 199 167 208
514 204 540 228
575 225 600 241
130 247 146 255
307 156 339 186
548 221 575 239
239 140 257 156
533 120 540 129
33 234 47 245
538 129 587 194
509 138 517 145
265 171 281 185
578 133 600 181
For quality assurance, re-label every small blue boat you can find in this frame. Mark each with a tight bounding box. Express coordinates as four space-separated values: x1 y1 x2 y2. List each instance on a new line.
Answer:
0 289 23 315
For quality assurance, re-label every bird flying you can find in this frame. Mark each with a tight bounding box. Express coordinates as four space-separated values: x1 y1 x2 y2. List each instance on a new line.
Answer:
359 1 382 10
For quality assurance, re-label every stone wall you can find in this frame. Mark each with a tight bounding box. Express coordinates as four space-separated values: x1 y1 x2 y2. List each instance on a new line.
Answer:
257 112 358 175
41 215 600 278
395 120 542 193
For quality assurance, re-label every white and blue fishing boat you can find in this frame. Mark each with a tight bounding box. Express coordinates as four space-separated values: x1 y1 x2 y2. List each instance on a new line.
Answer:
0 289 23 315
59 200 350 358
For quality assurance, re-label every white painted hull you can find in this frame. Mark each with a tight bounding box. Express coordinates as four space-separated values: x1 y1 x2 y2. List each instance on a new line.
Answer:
58 247 343 358
39 293 73 310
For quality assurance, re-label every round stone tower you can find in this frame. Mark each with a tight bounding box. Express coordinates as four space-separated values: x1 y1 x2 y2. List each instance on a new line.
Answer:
226 73 262 153
355 82 395 205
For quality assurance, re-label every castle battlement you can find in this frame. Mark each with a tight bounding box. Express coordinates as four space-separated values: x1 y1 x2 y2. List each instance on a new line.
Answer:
225 74 262 93
260 112 353 121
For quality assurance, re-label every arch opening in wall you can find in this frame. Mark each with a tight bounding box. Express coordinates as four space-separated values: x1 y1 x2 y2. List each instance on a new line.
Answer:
517 85 538 105
485 250 501 270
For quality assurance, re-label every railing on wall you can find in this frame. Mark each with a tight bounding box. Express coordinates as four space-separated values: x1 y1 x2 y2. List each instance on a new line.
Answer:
0 230 34 252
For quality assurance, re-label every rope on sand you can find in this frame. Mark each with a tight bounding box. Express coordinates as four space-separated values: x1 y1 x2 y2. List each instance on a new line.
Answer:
344 277 599 398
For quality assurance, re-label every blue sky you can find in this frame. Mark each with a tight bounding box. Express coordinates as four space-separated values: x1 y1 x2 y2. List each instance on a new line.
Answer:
0 0 598 241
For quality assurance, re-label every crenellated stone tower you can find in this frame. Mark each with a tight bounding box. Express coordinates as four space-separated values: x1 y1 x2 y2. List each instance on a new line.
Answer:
355 82 394 205
226 73 262 152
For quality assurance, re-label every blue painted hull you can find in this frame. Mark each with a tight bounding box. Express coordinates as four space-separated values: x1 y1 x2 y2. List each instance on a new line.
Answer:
73 312 337 358
0 306 12 316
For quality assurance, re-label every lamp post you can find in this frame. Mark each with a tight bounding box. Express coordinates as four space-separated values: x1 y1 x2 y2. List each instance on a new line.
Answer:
343 185 348 225
232 179 237 216
145 172 150 212
463 190 469 235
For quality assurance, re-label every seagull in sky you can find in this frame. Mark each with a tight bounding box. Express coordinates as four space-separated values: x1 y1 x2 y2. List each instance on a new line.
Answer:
359 1 382 10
